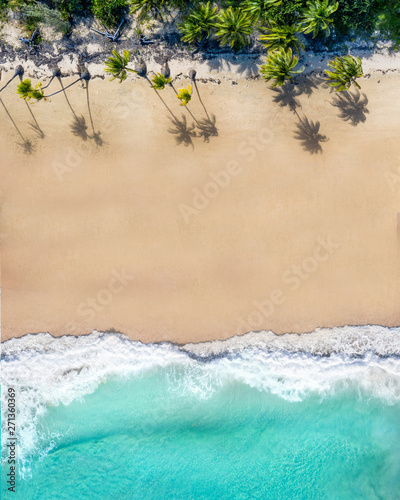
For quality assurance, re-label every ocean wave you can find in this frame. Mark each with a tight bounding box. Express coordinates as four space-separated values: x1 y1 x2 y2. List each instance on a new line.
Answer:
1 326 400 477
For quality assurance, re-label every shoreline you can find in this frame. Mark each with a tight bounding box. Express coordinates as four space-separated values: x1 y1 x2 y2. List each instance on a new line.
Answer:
2 324 400 356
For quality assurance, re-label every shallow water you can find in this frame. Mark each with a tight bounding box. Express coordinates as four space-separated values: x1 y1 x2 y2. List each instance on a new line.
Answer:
1 326 400 499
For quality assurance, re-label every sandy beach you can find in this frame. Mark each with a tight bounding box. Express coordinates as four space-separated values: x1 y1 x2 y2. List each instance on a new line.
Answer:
0 68 399 343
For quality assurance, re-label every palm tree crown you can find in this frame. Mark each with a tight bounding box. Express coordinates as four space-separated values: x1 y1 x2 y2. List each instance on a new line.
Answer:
325 55 363 91
260 22 304 55
176 85 192 106
179 2 218 44
16 79 45 101
259 47 304 87
151 72 172 90
104 50 134 82
214 7 253 51
300 0 339 38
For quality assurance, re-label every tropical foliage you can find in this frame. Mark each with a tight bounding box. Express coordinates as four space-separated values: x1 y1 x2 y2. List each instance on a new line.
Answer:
300 0 338 37
179 2 218 44
176 85 192 106
260 22 304 55
214 6 253 50
129 0 167 21
104 50 134 82
16 79 44 100
242 0 282 23
325 55 363 91
151 72 172 89
91 0 127 28
259 47 304 86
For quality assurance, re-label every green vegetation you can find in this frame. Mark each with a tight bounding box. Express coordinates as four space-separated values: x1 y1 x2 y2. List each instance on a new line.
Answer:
104 50 134 82
214 6 253 50
259 47 304 86
176 85 192 105
300 0 338 38
16 78 44 100
179 2 218 44
150 72 172 89
260 21 304 54
91 0 127 27
325 54 364 90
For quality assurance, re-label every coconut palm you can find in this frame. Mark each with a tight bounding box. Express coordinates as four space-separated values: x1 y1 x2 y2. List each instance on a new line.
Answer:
0 65 24 93
300 0 338 38
260 47 304 87
16 79 45 101
325 55 363 91
259 22 304 55
214 7 253 51
176 85 192 106
104 50 135 82
243 0 282 23
151 72 172 90
17 71 91 100
179 1 218 45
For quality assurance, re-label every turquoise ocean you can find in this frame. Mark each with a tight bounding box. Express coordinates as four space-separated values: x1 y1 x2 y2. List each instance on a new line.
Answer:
1 325 400 499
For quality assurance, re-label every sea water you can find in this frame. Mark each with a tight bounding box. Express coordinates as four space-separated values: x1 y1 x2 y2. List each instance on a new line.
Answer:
1 326 400 499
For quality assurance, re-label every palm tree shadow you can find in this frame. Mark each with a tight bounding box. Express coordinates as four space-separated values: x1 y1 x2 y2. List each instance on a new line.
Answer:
0 98 34 154
293 75 322 97
271 85 301 113
25 101 45 139
331 89 369 126
168 115 197 148
197 114 218 143
293 116 328 154
70 114 90 141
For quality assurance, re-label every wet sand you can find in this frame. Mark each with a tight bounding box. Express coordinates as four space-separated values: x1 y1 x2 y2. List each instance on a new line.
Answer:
0 71 399 343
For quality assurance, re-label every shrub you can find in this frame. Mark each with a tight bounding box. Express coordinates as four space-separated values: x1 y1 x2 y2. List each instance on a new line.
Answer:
91 0 127 28
332 0 378 36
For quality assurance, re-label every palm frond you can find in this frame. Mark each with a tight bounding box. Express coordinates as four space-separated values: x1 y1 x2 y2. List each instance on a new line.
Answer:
104 50 134 82
259 47 304 87
324 55 363 91
214 6 253 51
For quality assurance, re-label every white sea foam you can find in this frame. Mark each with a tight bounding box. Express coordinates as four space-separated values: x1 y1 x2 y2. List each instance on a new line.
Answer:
1 326 400 476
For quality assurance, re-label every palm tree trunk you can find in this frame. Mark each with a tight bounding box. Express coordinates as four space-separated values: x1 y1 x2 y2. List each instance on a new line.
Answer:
44 71 90 98
169 82 201 127
0 66 24 93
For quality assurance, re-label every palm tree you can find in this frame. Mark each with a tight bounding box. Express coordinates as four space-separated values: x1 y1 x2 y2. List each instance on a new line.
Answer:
151 72 172 90
104 50 135 82
260 47 304 87
176 86 192 106
259 22 304 55
16 79 45 101
16 71 91 100
325 55 363 91
214 7 253 51
300 0 338 38
179 1 218 45
0 65 24 93
243 0 282 23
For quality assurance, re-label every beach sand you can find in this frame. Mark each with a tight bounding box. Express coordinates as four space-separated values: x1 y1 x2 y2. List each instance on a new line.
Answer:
0 70 399 343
